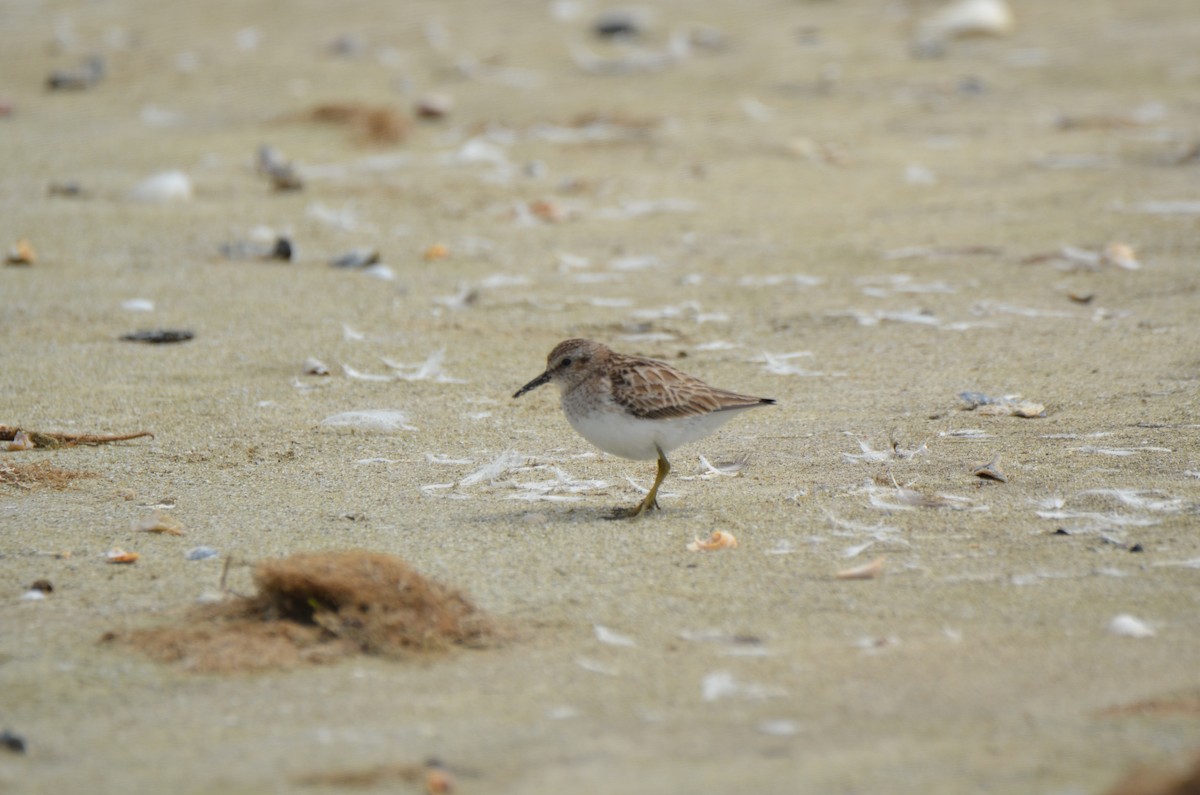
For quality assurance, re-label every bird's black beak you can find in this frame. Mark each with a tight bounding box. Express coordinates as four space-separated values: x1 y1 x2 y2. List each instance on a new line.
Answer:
513 370 551 399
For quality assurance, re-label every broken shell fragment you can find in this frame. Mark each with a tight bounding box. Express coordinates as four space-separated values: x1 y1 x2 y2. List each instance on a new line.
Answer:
1109 614 1155 638
6 431 35 451
916 0 1015 41
423 243 450 262
257 144 303 191
106 548 140 564
687 530 738 552
130 170 193 202
134 511 185 536
972 456 1008 482
415 93 454 120
5 239 36 266
46 55 105 90
1101 242 1140 270
836 557 885 580
303 357 331 375
330 248 380 269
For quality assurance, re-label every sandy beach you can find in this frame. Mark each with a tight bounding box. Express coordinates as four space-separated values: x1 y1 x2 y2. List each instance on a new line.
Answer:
3 1 1199 793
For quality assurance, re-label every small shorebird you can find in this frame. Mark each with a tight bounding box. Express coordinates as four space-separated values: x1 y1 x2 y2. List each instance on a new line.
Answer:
513 338 775 518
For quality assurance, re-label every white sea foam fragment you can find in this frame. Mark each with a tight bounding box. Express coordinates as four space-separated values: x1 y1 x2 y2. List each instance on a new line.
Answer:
575 657 619 676
458 450 528 487
701 671 783 702
1081 489 1183 512
594 199 699 219
382 349 465 383
760 350 846 376
426 453 475 466
594 624 636 647
319 409 415 432
1109 614 1155 638
341 363 394 382
130 170 192 202
843 439 892 463
609 255 662 271
737 274 823 288
756 720 799 737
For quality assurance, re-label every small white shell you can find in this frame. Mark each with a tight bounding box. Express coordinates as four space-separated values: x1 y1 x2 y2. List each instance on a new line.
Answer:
130 170 193 202
1109 614 1155 638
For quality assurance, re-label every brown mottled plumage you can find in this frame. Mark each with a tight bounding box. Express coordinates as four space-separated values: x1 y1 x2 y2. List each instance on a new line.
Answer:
513 339 775 518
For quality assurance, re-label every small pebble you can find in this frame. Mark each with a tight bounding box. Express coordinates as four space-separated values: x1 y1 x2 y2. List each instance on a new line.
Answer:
46 55 105 90
0 730 26 754
121 329 194 344
330 248 379 269
47 181 85 197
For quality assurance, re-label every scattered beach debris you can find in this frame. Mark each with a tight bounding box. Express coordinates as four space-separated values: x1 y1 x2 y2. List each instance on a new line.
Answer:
912 0 1015 57
46 55 105 90
319 410 416 433
6 431 34 451
423 243 450 261
47 180 85 197
594 624 636 647
972 456 1007 482
129 170 193 202
958 392 1045 418
21 579 54 601
687 530 738 552
415 93 454 120
5 239 36 265
135 511 185 536
293 757 461 792
256 144 303 191
1 425 153 449
571 28 690 75
882 244 1003 261
0 461 96 490
302 357 330 376
298 102 410 145
701 670 783 702
1021 242 1141 271
835 557 885 580
114 550 495 672
218 236 293 262
106 548 140 564
329 247 379 269
1109 614 1155 639
185 546 219 562
0 730 26 754
121 329 194 344
593 8 648 39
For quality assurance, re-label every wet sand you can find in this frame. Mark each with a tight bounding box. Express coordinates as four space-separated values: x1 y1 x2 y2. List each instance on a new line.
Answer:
3 1 1199 793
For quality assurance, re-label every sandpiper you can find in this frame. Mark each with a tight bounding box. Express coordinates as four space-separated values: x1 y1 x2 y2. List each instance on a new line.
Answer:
513 339 775 518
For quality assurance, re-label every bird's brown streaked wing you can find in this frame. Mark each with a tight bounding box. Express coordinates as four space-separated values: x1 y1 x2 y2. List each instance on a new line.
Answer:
612 357 771 420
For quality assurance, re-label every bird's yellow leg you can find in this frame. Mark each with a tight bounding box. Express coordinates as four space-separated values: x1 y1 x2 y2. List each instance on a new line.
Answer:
608 448 670 520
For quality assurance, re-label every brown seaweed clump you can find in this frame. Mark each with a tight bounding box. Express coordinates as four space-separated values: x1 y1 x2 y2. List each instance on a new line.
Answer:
116 551 495 672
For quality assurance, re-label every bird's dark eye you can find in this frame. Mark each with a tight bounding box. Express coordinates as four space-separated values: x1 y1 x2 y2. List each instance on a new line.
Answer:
560 357 573 367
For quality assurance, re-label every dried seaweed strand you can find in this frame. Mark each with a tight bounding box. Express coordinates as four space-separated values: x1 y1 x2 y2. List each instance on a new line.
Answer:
0 426 154 448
